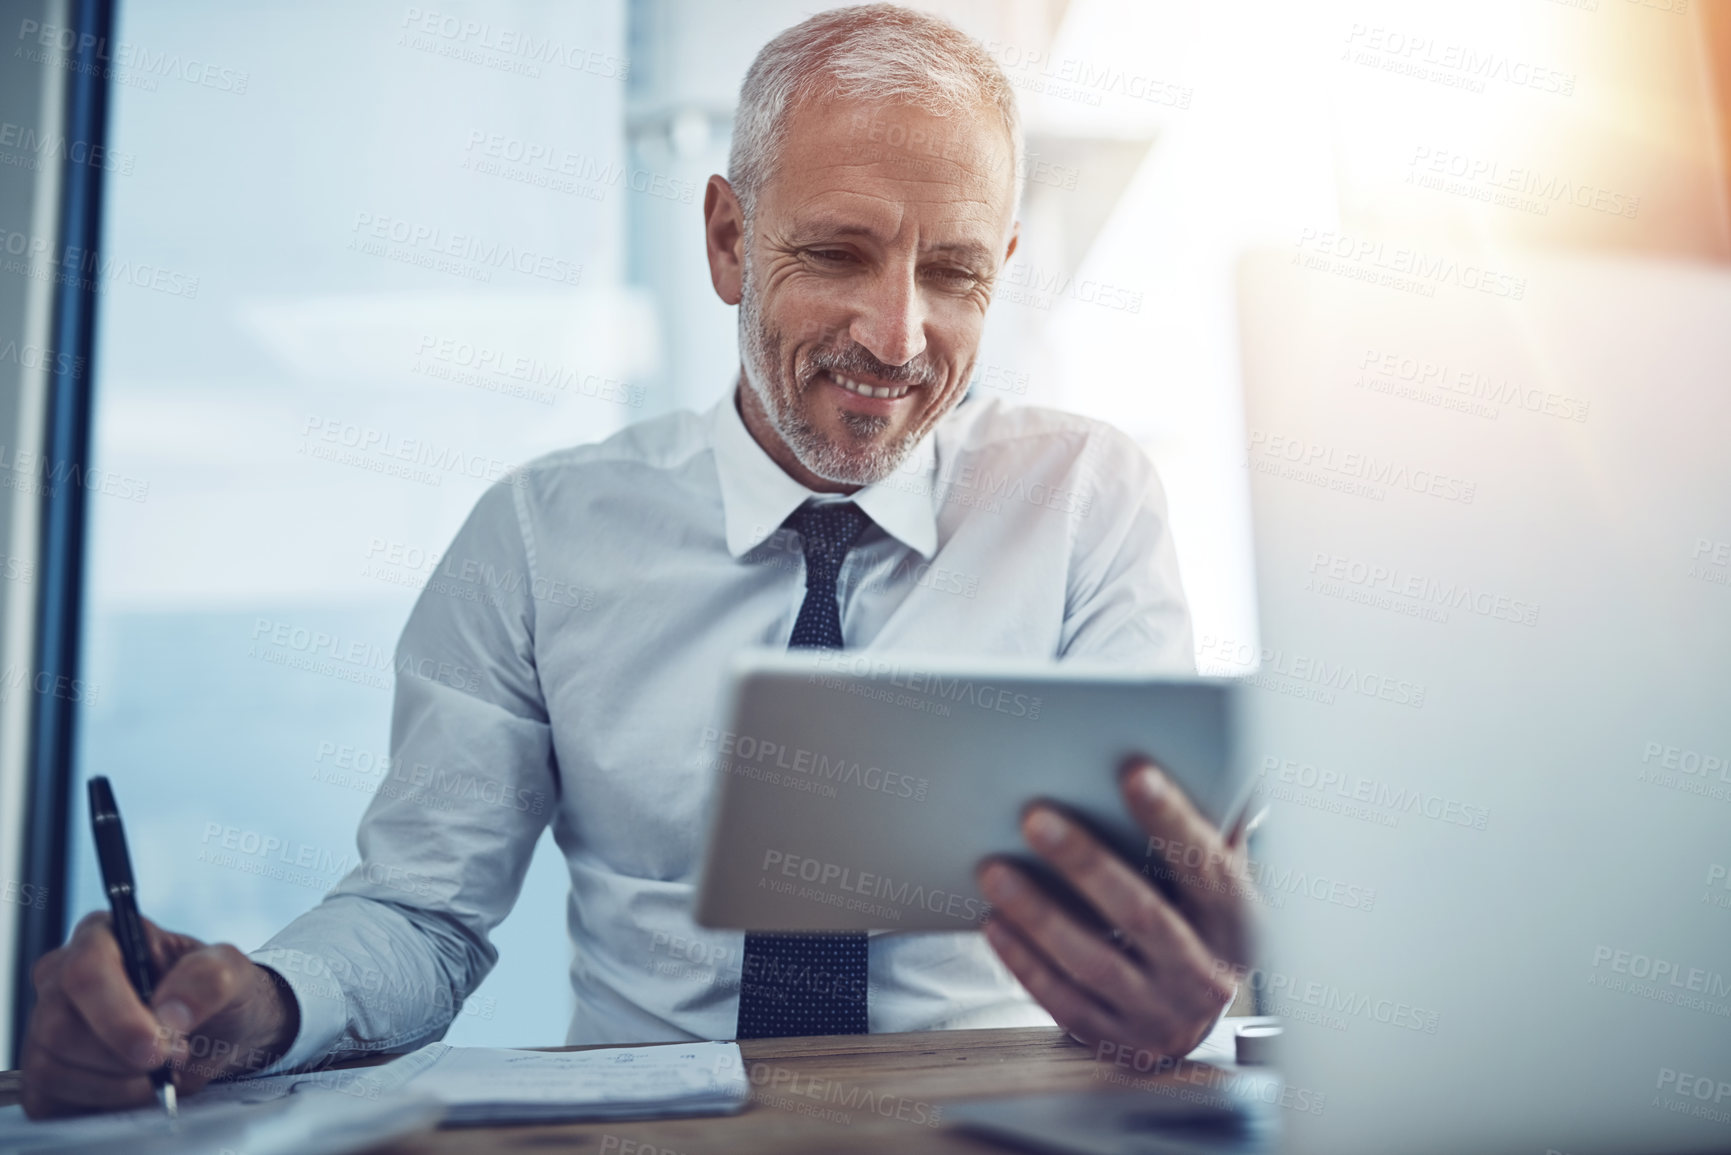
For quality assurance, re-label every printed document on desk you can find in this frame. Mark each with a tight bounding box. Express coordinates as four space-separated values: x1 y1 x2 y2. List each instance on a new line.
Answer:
0 1039 749 1150
207 1037 751 1124
404 1039 751 1124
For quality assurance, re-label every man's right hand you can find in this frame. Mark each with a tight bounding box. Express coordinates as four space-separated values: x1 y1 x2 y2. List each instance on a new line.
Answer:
21 912 300 1118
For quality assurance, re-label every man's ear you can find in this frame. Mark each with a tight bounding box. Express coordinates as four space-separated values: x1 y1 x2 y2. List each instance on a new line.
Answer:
704 174 745 306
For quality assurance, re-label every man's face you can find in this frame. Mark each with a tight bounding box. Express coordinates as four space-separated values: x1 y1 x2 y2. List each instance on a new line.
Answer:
730 98 1018 487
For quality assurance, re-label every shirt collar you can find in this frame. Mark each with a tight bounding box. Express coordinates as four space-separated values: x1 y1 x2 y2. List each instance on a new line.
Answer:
709 388 939 560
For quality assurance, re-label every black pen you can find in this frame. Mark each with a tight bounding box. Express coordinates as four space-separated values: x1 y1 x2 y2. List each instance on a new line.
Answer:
88 776 178 1120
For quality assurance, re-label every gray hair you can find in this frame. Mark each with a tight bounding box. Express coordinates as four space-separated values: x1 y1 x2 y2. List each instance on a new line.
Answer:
727 3 1023 226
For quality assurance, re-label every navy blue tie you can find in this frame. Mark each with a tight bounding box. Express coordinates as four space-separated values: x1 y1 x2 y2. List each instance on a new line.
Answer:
736 501 872 1039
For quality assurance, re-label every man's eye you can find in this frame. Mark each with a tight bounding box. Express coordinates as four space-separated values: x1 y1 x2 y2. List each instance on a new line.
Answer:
808 249 855 265
928 267 977 284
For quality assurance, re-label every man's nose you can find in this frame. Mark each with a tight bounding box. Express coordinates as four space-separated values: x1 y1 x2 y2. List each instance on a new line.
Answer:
849 264 928 368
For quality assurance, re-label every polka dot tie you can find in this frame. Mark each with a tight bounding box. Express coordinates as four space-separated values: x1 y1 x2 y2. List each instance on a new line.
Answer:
736 501 872 1039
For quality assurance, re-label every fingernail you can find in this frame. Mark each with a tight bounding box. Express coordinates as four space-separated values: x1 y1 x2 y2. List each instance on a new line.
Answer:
156 999 194 1035
1134 764 1165 803
1025 808 1066 850
979 862 1020 900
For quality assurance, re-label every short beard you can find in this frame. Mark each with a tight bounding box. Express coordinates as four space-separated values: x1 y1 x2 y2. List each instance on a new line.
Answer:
737 258 932 487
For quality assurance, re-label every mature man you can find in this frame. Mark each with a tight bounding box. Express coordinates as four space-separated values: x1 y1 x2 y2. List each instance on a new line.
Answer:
22 4 1254 1117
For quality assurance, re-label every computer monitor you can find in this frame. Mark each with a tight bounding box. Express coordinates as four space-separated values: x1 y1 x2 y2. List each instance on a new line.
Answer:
1233 245 1731 1155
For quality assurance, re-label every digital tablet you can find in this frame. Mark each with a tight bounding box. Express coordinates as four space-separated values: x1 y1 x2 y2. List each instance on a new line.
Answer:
693 650 1249 932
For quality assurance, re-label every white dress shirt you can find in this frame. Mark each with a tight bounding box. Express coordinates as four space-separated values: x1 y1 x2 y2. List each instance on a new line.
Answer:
250 389 1193 1070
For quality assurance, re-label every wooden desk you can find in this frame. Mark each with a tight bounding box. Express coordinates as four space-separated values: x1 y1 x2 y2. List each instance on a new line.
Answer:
0 1026 1204 1154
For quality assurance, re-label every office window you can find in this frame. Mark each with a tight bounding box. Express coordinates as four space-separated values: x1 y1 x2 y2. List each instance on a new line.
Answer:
67 0 643 1046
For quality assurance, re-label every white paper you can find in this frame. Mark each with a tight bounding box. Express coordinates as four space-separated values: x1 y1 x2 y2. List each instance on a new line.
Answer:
412 1040 750 1123
192 1040 449 1107
420 1042 742 1099
0 1038 749 1146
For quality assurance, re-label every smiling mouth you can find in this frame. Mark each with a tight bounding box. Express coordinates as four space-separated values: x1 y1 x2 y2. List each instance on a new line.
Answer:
822 370 914 400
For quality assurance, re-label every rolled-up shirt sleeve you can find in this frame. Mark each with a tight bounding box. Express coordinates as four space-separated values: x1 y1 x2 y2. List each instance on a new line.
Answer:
1058 428 1194 671
249 477 557 1072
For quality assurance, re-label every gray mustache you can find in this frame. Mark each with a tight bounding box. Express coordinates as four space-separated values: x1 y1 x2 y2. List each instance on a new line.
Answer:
806 349 936 388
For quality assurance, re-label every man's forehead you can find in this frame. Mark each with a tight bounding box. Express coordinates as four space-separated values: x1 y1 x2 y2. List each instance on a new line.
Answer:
764 97 1016 232
829 101 1010 177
